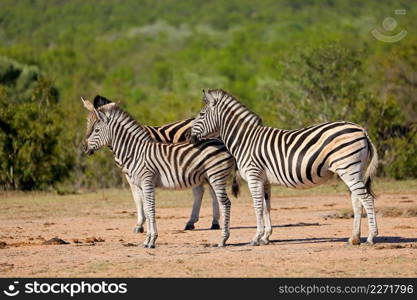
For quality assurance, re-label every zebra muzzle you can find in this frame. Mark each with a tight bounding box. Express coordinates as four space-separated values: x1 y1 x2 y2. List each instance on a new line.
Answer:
86 149 95 156
82 143 95 156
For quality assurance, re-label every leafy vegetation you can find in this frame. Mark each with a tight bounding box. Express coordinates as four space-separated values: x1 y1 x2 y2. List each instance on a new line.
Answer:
0 57 72 190
0 0 416 190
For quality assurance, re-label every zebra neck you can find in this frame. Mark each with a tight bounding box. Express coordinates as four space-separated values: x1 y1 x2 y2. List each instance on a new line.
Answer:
108 115 152 167
220 110 263 158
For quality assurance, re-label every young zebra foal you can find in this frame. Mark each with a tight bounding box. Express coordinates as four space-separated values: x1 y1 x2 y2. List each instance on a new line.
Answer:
133 118 223 232
190 89 379 246
84 98 221 232
82 96 237 248
144 118 223 231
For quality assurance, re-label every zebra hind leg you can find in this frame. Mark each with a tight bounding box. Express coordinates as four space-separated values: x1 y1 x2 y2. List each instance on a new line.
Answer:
348 192 362 245
338 170 378 246
360 190 378 245
208 184 221 230
185 185 204 230
209 182 231 247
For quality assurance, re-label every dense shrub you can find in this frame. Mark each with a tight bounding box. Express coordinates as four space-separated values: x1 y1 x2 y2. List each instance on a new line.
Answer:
0 1 416 190
0 57 73 190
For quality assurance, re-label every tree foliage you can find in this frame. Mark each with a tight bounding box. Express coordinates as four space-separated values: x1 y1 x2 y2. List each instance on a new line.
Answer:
0 57 72 190
0 0 416 190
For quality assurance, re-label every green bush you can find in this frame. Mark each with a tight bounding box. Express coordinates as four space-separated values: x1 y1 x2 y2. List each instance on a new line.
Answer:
383 131 417 179
0 57 73 190
0 1 416 190
257 43 416 177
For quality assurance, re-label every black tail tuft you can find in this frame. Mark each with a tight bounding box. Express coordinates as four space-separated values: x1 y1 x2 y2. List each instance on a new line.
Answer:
231 170 240 198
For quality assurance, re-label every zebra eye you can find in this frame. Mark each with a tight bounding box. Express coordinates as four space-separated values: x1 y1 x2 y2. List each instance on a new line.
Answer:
199 112 205 117
94 128 100 133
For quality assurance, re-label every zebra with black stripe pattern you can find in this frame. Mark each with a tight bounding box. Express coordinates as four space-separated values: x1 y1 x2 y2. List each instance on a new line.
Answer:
82 95 237 248
83 102 221 232
190 89 379 246
141 118 223 231
143 119 222 231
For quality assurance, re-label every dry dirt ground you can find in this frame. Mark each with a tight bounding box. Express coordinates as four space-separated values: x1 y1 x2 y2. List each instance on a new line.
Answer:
1 181 417 277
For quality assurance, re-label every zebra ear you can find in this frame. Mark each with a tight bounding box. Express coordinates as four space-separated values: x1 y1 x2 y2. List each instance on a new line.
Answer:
93 108 109 124
203 90 217 107
81 97 94 111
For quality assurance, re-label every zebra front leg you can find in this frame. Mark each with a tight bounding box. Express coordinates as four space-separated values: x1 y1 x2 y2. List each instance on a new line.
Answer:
133 191 145 233
208 184 220 230
185 185 204 230
210 183 231 247
260 184 272 245
248 178 265 246
126 175 145 233
141 180 158 248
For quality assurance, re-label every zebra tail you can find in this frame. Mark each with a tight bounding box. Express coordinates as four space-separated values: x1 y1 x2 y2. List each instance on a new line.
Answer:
364 132 378 198
231 168 241 198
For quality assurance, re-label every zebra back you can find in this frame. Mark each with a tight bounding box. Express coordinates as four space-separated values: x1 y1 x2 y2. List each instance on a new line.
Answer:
144 118 194 143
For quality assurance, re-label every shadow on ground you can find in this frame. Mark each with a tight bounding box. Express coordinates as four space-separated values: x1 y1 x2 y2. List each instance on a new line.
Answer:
194 222 323 231
226 236 417 247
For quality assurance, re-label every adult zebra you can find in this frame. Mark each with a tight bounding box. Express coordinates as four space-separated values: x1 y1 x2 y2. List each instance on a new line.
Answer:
138 118 222 232
190 89 378 246
82 95 237 248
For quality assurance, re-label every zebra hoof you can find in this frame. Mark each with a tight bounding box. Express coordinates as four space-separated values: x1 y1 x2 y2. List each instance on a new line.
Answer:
259 239 270 245
210 223 220 230
184 224 195 230
133 226 144 233
249 240 260 246
348 237 361 246
147 244 156 249
365 239 375 246
217 242 226 247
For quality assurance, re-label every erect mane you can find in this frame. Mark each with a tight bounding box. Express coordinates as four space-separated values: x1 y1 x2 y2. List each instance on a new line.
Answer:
207 89 263 126
86 97 149 138
98 102 149 133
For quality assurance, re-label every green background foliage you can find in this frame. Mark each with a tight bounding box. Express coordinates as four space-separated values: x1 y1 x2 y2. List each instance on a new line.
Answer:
0 0 415 190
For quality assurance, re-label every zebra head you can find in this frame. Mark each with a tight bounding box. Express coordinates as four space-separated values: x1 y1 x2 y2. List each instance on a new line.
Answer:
190 89 222 144
81 96 113 155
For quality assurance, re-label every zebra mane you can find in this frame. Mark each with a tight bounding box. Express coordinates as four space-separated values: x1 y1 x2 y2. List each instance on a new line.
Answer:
207 89 263 126
86 102 152 140
93 102 152 141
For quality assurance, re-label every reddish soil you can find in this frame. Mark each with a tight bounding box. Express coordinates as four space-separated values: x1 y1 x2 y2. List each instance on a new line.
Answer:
0 192 416 277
